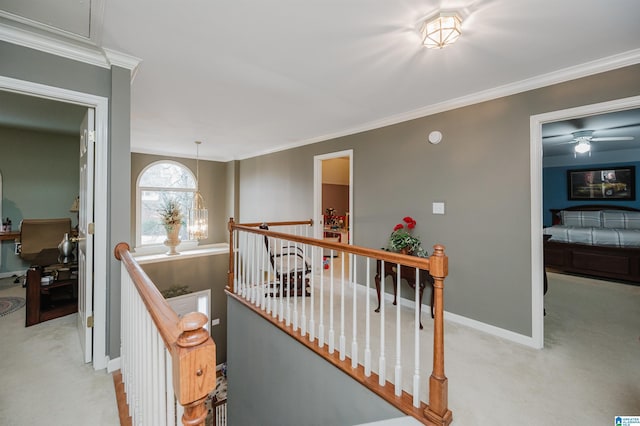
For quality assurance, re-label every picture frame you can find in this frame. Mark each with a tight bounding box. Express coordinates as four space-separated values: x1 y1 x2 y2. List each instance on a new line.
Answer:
567 166 635 201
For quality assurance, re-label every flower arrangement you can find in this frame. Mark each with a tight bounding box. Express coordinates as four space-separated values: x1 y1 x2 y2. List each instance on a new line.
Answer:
387 216 427 257
158 198 182 228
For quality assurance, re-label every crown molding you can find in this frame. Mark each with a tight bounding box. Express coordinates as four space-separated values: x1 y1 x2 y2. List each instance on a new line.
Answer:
0 21 109 68
103 48 142 79
0 21 141 76
238 48 640 160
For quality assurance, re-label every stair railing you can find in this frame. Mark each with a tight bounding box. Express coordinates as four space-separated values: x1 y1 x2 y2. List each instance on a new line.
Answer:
115 242 217 426
226 218 452 425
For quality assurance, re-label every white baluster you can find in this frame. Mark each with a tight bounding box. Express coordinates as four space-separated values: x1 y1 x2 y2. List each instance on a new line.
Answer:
301 243 307 337
250 234 256 304
234 230 240 294
293 241 299 331
364 258 371 376
309 246 316 342
328 250 335 354
279 239 284 321
286 238 291 326
379 260 386 386
413 267 421 407
395 264 402 396
318 248 325 347
260 234 266 311
351 253 358 368
165 350 175 425
339 251 346 360
266 237 273 315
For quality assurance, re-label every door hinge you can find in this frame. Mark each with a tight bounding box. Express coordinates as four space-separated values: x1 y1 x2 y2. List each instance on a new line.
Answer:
88 223 95 235
87 315 94 328
88 130 96 143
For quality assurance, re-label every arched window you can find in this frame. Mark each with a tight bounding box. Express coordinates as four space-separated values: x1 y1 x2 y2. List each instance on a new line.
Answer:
136 161 196 246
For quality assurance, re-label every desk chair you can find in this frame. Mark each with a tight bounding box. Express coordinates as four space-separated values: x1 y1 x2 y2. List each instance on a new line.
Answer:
16 218 72 283
259 224 311 296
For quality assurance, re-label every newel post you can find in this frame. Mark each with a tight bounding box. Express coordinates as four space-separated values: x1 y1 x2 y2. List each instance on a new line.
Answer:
424 244 453 426
173 312 217 426
227 217 235 293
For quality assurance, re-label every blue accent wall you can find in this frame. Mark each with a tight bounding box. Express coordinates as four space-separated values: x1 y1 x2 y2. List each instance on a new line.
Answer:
543 161 640 226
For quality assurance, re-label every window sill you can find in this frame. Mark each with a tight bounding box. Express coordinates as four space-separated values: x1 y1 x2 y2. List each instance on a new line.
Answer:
133 243 229 265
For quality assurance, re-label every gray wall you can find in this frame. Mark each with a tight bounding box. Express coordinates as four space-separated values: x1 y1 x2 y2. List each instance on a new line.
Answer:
141 254 229 364
0 126 79 274
238 64 640 337
130 152 229 245
109 66 132 359
1 40 131 359
227 296 403 426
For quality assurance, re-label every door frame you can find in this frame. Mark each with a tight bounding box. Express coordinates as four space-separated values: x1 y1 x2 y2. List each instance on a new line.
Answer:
313 149 354 243
529 94 640 349
0 75 109 370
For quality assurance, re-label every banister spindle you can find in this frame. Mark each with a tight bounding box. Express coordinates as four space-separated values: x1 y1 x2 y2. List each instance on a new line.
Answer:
339 251 346 361
395 262 402 397
329 250 335 354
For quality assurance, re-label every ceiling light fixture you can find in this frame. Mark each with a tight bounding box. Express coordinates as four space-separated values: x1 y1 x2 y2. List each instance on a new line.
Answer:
574 139 591 157
420 12 462 49
189 141 208 240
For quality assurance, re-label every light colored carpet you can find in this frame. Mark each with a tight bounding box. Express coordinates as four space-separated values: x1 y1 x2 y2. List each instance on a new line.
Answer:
0 280 119 426
258 266 640 425
2 269 639 426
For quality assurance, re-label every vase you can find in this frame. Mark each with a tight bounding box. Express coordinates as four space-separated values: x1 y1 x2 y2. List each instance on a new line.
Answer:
400 247 413 256
164 223 181 255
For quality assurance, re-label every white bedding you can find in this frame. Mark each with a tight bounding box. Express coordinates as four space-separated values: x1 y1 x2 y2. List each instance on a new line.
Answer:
543 225 640 247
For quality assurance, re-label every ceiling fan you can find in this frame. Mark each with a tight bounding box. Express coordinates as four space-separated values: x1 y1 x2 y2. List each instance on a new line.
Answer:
570 130 634 156
543 128 636 157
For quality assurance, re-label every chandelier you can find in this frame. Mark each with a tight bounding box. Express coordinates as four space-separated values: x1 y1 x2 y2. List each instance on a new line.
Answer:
189 141 208 240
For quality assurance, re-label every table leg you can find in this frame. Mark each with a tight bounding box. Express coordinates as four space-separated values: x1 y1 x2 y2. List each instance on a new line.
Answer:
374 273 382 313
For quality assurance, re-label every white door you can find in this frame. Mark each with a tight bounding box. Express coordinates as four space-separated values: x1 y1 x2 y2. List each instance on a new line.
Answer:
78 109 95 364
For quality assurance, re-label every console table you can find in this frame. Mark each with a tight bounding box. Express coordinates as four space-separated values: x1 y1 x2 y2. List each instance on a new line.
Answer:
374 260 434 329
25 262 78 327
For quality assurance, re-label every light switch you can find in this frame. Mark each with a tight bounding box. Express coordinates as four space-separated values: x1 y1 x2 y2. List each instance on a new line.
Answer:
432 202 445 215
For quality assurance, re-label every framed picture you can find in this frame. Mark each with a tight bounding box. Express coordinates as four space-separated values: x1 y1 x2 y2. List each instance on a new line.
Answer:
567 166 635 200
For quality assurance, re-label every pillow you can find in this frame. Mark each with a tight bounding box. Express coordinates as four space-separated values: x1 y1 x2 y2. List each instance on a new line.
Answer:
602 210 640 229
560 210 602 227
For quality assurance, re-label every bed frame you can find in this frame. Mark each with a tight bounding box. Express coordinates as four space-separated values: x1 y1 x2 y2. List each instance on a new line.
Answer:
544 204 640 284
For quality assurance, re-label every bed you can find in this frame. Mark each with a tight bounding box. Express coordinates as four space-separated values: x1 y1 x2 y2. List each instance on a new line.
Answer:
543 205 640 284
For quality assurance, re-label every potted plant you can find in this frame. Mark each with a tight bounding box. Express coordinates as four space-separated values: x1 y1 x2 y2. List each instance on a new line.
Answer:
387 216 427 257
158 198 183 255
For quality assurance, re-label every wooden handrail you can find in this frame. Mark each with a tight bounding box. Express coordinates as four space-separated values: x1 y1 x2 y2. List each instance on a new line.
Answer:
227 218 431 293
226 218 452 425
114 242 217 426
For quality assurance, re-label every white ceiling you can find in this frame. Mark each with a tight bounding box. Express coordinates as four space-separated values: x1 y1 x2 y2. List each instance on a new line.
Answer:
1 0 640 161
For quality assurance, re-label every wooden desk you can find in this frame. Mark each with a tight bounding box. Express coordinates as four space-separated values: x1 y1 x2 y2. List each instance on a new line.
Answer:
374 260 434 329
0 231 19 241
25 264 78 327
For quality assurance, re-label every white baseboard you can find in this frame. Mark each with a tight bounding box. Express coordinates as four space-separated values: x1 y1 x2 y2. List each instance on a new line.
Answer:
357 283 538 349
0 270 25 279
107 357 121 373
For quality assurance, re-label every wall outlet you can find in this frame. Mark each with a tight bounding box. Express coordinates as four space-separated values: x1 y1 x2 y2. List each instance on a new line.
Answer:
211 318 220 326
432 202 445 215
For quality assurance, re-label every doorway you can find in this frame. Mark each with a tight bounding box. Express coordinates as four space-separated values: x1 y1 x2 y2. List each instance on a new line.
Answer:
314 150 353 243
0 75 109 370
314 150 353 279
530 94 640 348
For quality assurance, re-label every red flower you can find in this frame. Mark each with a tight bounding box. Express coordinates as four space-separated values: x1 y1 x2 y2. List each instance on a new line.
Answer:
403 216 414 224
407 221 416 229
393 223 404 231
